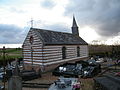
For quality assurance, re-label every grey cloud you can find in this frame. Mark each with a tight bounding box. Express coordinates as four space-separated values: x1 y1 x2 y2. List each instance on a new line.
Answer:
40 0 55 9
0 24 29 44
43 23 70 33
65 0 120 37
0 23 70 44
34 20 70 33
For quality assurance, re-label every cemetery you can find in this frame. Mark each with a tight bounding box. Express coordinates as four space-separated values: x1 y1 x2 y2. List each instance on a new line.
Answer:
0 49 120 90
0 17 120 90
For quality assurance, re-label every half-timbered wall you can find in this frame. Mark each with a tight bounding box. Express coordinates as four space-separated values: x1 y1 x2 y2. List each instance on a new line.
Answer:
80 45 88 57
23 44 88 66
23 30 43 65
42 45 88 65
23 30 88 70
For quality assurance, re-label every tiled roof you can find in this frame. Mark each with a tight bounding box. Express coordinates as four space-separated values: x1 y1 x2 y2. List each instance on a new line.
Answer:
31 28 88 45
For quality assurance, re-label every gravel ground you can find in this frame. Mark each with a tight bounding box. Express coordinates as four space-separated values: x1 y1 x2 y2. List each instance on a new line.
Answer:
22 72 94 90
24 72 58 84
22 72 58 90
80 78 94 90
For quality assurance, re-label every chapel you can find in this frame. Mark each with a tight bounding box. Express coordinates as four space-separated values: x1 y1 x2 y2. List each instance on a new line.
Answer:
23 16 88 72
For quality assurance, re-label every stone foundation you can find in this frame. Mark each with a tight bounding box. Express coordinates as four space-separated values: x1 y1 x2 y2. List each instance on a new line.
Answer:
24 57 89 73
24 64 41 72
44 57 88 72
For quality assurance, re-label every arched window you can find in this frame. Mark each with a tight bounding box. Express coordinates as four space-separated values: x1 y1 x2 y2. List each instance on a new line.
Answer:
77 46 80 57
62 46 66 59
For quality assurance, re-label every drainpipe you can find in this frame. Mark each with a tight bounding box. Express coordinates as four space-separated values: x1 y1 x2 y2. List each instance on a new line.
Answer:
22 45 25 70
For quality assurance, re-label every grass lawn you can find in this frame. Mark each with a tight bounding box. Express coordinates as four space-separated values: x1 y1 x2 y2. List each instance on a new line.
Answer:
0 48 22 61
0 48 22 54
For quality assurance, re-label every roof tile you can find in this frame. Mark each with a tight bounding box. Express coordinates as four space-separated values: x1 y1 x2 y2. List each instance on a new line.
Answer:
31 28 88 45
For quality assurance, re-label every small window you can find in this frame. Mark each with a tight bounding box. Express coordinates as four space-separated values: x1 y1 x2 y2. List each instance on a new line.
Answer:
62 46 66 59
77 46 80 57
29 36 34 44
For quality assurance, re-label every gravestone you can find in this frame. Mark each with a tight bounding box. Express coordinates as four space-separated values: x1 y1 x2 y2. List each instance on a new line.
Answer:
8 60 22 90
8 76 22 90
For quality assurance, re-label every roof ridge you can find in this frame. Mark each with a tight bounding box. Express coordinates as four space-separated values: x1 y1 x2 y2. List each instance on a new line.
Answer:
31 28 72 35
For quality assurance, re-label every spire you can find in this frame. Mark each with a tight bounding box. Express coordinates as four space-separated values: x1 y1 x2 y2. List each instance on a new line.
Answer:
72 16 79 36
72 15 78 27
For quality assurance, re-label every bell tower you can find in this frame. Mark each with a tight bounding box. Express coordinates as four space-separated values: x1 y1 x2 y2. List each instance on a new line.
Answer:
71 16 79 36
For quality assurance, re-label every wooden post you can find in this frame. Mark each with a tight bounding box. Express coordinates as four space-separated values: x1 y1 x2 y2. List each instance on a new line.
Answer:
30 18 33 28
31 46 33 70
3 46 6 90
22 45 25 70
29 36 34 70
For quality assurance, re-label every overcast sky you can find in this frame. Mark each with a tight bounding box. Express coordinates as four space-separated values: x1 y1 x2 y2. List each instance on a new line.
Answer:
0 0 120 45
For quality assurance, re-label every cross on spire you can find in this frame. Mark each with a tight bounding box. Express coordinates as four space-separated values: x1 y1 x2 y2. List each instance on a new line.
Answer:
30 18 34 28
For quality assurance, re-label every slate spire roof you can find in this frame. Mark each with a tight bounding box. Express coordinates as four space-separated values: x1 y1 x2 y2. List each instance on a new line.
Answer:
72 16 78 27
72 16 79 36
31 28 88 45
